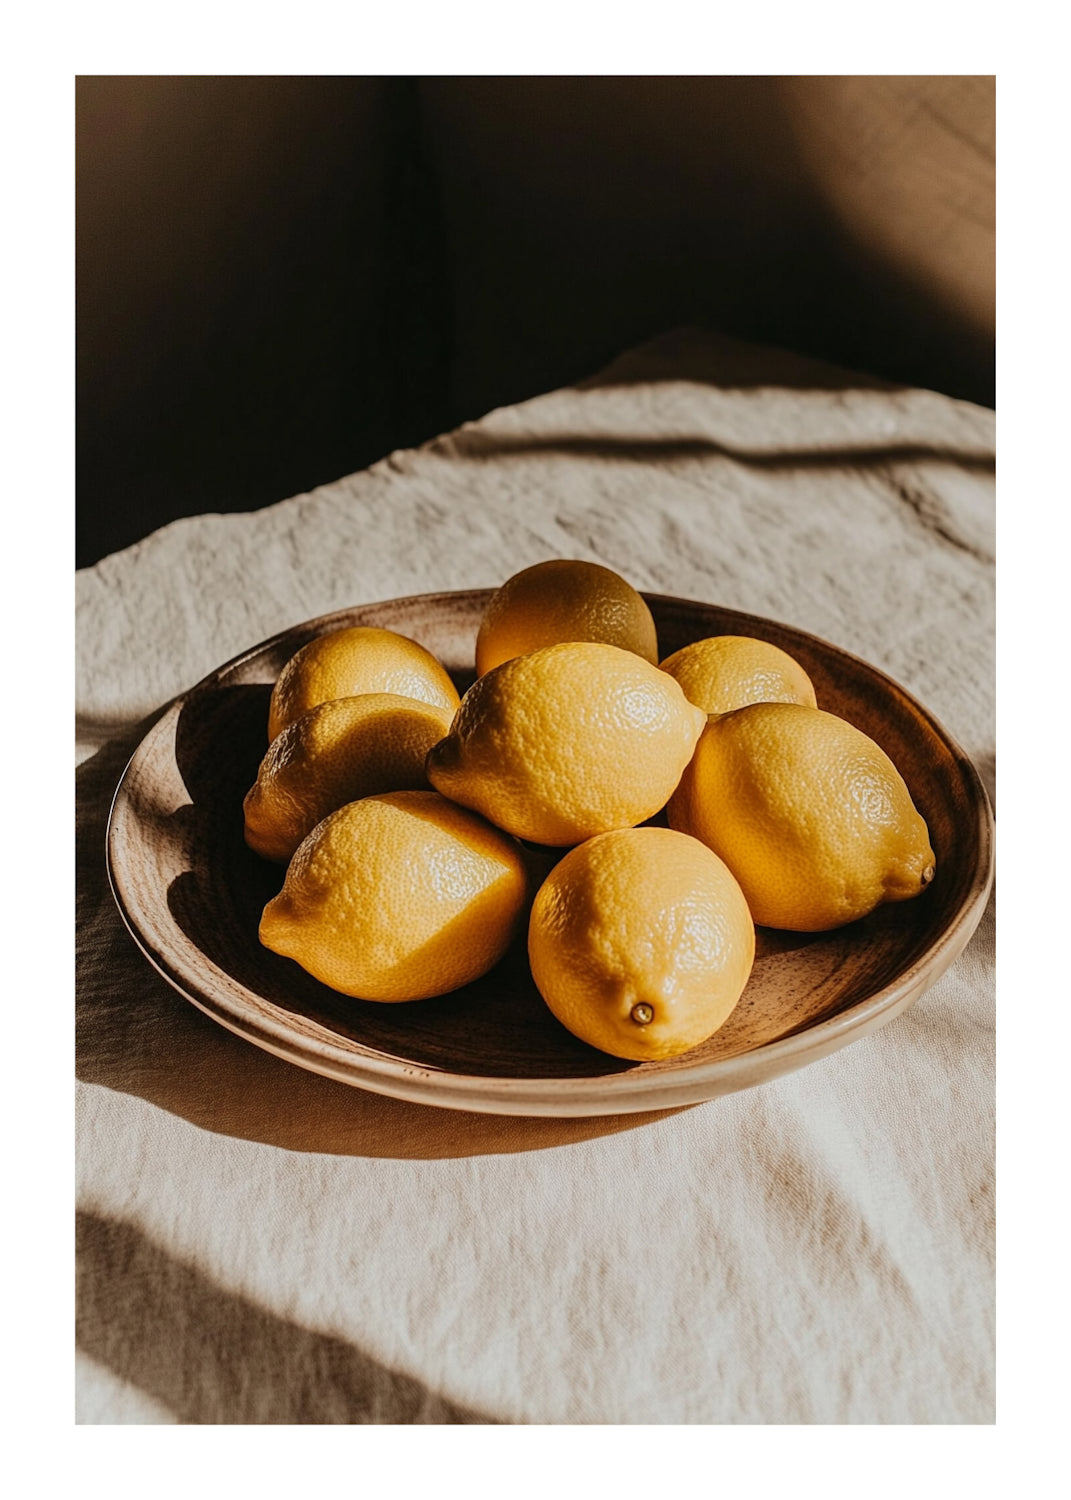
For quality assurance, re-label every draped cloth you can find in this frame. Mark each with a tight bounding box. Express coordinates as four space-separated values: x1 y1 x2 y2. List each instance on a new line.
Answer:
76 329 995 1424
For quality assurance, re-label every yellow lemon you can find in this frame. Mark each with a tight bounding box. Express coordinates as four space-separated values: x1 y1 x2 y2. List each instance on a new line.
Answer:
267 626 460 741
528 827 755 1061
475 558 659 676
259 791 529 1001
427 641 707 846
243 693 455 863
667 702 936 931
660 634 817 716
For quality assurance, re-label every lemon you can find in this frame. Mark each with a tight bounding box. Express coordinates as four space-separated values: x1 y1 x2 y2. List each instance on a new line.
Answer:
243 693 455 863
660 634 817 716
259 791 529 1001
667 702 936 931
267 626 460 741
528 827 755 1061
426 641 707 846
475 559 658 676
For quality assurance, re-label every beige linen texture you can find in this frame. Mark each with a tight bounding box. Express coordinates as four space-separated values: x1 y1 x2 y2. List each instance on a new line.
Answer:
76 329 995 1424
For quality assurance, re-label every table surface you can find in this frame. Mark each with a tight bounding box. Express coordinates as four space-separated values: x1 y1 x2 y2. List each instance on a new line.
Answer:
76 327 995 1425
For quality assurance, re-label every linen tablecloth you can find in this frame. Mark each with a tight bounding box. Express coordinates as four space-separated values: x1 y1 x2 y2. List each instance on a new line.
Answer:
76 328 995 1424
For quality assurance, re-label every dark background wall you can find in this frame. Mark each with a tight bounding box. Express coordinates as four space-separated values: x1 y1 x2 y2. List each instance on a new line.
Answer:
76 76 994 568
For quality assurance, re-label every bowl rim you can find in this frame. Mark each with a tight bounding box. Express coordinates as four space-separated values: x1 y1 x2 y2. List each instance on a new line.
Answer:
106 587 995 1117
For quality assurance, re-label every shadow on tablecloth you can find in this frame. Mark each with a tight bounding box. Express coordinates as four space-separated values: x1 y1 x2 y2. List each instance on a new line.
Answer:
77 719 678 1159
445 426 996 476
76 1209 496 1424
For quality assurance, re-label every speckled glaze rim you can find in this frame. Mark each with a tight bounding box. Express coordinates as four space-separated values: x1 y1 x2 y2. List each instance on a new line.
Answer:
106 589 994 1118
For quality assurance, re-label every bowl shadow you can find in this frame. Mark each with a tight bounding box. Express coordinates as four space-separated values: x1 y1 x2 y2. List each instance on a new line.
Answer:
82 711 681 1157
